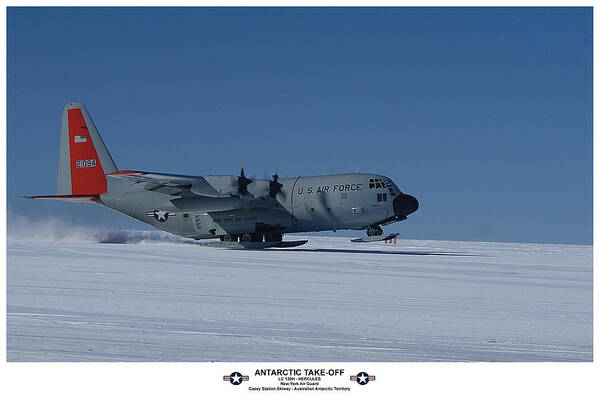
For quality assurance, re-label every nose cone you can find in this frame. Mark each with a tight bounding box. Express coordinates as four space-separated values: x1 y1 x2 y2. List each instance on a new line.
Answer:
393 194 419 217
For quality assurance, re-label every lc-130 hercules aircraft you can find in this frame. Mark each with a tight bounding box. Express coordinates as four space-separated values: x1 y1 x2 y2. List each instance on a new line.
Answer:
27 103 419 248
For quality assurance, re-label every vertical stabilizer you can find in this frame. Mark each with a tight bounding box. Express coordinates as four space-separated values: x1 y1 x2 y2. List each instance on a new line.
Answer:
56 103 117 195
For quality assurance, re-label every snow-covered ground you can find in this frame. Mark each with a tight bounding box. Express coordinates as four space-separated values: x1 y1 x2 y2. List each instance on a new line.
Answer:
7 233 592 361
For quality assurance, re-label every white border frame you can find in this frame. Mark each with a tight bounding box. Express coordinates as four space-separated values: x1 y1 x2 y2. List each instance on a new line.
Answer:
2 2 597 400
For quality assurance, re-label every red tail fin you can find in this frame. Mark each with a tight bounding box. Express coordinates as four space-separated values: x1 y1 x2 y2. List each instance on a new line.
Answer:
56 103 117 195
67 108 106 193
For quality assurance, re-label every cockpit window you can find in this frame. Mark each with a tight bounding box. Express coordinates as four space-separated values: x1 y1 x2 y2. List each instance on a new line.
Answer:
371 178 396 193
384 178 399 197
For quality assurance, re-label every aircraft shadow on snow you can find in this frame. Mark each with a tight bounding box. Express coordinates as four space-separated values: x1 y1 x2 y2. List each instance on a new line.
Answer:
266 248 481 257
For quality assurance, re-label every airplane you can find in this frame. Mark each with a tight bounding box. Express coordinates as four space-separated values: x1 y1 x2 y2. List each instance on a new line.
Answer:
27 103 419 249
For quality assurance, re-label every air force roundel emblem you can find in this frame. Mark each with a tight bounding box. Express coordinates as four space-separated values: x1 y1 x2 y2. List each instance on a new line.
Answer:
145 210 175 222
351 372 376 385
223 372 249 385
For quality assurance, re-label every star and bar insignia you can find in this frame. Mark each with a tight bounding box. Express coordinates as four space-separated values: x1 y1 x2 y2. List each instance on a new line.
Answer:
351 372 376 385
223 372 249 385
145 210 176 222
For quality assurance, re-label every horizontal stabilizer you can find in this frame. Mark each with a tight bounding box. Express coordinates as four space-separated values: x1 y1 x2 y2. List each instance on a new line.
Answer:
24 194 100 203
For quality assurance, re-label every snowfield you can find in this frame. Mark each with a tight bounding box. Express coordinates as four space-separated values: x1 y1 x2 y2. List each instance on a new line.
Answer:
7 233 592 362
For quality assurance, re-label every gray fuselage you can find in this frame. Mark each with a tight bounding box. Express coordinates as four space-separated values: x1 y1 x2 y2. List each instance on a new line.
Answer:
100 173 418 240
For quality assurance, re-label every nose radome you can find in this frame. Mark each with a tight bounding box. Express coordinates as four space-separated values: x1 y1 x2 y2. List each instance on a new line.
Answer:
393 194 419 217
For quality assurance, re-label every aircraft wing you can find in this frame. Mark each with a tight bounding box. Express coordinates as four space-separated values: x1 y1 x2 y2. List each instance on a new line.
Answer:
107 171 224 197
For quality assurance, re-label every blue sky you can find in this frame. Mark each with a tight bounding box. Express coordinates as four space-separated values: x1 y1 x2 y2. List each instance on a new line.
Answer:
7 7 592 244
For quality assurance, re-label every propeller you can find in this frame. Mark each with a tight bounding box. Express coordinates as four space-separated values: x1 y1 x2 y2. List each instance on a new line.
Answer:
237 168 252 195
269 174 284 198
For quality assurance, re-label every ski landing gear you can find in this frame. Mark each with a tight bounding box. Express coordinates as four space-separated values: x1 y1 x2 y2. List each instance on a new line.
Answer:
366 225 383 237
352 225 399 243
210 232 307 249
